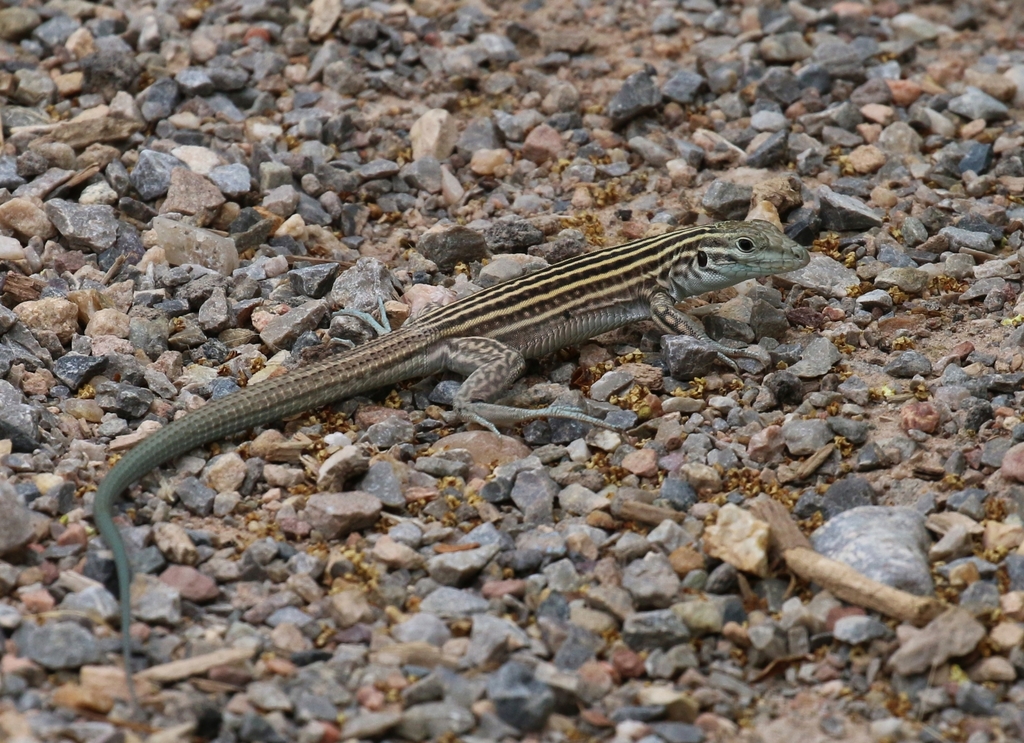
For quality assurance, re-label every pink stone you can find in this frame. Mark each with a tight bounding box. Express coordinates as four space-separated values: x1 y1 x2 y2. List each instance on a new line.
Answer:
621 448 659 478
160 564 220 603
521 124 563 163
1001 442 1024 483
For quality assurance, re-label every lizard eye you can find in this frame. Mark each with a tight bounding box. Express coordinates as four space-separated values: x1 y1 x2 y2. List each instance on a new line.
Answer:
737 237 756 252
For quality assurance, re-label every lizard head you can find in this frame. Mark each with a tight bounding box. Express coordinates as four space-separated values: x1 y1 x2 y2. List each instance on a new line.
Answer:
666 220 810 298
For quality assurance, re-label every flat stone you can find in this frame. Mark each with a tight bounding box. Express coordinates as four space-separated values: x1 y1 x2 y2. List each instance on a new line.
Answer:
44 199 118 252
0 198 56 240
703 504 769 577
417 224 488 271
813 506 933 595
160 168 226 220
947 86 1008 122
818 186 883 231
15 621 101 670
131 150 184 200
410 109 458 161
151 216 240 275
303 491 382 540
786 336 842 378
662 70 705 104
781 254 859 299
607 71 662 126
887 608 985 675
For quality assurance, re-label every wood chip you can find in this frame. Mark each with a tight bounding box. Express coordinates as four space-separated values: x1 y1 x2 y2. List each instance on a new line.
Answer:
792 442 834 481
134 646 256 683
611 498 684 525
1 271 44 303
434 542 480 553
27 116 144 149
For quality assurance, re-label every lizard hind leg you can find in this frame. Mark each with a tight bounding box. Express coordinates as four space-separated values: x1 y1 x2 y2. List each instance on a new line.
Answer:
442 337 614 432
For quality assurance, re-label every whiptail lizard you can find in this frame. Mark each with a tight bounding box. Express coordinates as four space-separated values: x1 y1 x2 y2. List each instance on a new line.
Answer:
92 219 809 709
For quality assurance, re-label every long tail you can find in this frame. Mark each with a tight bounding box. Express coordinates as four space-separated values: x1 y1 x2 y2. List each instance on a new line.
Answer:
92 328 435 708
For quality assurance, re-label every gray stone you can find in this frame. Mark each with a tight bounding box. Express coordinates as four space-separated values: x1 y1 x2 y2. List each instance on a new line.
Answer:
417 225 488 271
782 419 834 456
662 70 705 104
259 300 327 351
52 353 107 390
458 118 503 157
487 661 556 732
623 609 691 651
330 257 393 315
13 69 56 106
401 157 444 194
0 7 41 41
649 722 706 743
175 67 215 96
554 624 601 670
510 469 558 523
947 87 1008 122
884 350 933 378
94 382 155 419
819 186 883 231
0 482 33 556
786 336 841 378
393 613 452 646
418 587 489 618
397 701 474 741
825 417 870 445
45 199 119 252
782 254 860 299
131 150 184 201
702 180 752 220
59 585 119 624
608 71 662 126
663 335 724 379
832 615 891 644
629 136 674 167
958 580 1001 616
358 158 401 182
748 621 788 660
341 711 402 740
303 492 382 540
745 129 788 169
174 477 217 516
364 417 415 449
812 506 933 595
15 621 101 669
208 163 252 198
0 157 26 191
137 77 180 122
956 682 997 716
484 220 544 253
940 226 995 254
461 614 529 669
622 551 680 608
427 542 500 586
760 32 813 63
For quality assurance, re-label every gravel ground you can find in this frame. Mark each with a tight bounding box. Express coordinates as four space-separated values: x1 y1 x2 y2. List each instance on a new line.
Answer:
2 0 1024 741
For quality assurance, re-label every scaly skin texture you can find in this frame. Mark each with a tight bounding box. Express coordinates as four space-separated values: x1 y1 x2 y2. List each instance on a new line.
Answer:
93 220 808 710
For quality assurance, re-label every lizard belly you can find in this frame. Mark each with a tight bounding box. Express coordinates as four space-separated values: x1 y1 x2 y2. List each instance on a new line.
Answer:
513 302 650 359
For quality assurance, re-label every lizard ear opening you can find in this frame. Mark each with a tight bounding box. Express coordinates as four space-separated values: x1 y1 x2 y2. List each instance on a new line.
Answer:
696 250 708 267
737 237 755 252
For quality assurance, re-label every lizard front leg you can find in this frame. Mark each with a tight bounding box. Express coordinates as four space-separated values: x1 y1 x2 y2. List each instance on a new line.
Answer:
441 337 611 432
647 290 769 371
